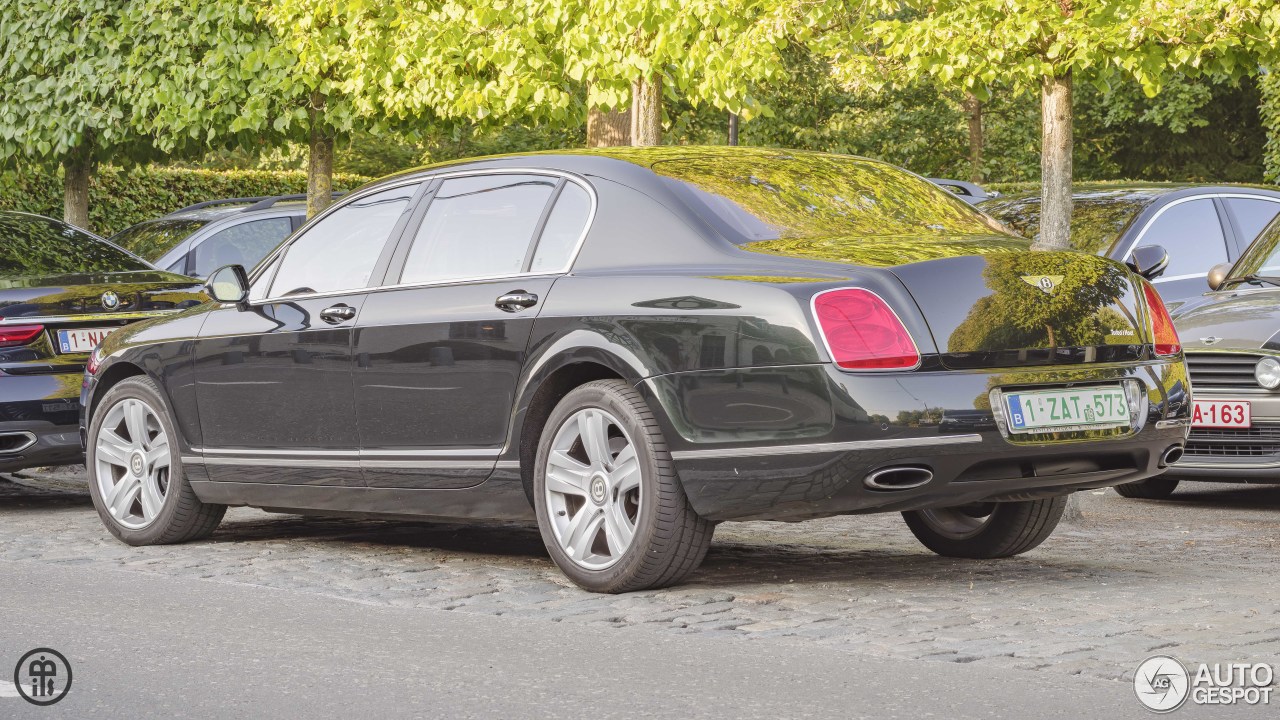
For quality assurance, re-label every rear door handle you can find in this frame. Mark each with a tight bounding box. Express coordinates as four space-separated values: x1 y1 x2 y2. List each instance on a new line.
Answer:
495 291 539 313
319 304 357 324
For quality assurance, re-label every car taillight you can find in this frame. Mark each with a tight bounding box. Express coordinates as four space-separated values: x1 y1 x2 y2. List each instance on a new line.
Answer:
86 347 104 375
0 324 44 348
812 288 920 370
1141 282 1180 357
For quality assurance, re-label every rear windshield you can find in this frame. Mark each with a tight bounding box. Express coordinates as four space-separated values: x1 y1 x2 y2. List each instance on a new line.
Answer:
981 195 1149 254
111 217 208 261
0 213 152 277
653 152 1009 244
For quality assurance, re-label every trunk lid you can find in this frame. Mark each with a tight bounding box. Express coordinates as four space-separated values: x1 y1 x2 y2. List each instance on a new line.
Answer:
888 252 1147 369
0 270 205 321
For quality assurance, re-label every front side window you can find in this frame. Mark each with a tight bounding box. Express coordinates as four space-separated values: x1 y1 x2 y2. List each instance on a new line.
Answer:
399 174 558 285
192 217 294 277
1138 199 1227 278
268 184 419 297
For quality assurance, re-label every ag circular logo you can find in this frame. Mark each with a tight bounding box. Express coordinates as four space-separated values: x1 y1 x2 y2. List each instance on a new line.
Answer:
101 290 120 310
1135 655 1190 713
14 648 72 706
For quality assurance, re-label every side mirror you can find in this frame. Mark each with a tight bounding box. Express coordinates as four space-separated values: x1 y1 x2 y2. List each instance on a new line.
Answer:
206 264 250 308
1207 262 1233 291
1126 245 1169 281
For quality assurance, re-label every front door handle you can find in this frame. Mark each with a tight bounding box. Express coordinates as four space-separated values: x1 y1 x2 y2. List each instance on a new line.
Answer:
319 304 357 324
495 291 539 313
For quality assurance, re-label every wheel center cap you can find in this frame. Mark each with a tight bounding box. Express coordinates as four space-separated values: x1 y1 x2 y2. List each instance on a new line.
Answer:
130 452 145 476
589 473 608 505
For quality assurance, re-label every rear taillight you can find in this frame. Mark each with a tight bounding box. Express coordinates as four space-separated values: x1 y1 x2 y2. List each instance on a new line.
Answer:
86 347 104 375
1141 282 1180 357
0 324 44 348
812 288 920 370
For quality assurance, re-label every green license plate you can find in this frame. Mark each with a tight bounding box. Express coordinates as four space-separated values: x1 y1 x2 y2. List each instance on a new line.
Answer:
1003 386 1130 434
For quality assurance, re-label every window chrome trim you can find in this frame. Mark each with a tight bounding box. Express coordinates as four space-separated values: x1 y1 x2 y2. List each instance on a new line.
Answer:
668 434 982 460
248 168 597 307
1118 193 1280 267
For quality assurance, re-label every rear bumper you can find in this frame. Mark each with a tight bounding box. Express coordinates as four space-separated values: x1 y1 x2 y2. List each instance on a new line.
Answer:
0 372 85 471
642 359 1190 521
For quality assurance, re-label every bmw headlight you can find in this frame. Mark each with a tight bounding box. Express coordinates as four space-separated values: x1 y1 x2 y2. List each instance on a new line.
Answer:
1256 357 1280 390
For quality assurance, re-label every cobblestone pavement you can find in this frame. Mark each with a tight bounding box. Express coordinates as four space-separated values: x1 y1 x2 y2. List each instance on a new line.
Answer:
3 466 1278 687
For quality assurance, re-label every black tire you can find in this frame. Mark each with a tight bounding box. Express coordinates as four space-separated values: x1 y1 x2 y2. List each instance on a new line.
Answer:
87 376 226 546
902 496 1066 559
533 379 714 593
1114 477 1180 499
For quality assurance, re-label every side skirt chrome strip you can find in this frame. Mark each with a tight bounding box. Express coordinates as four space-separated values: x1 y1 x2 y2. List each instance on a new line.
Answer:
669 434 984 461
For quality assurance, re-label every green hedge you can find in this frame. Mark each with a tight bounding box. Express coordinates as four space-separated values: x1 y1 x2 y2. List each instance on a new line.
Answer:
0 166 374 237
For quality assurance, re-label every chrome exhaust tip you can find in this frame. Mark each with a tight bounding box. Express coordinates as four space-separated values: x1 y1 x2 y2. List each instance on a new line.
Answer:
0 431 36 455
864 466 934 491
1158 445 1184 469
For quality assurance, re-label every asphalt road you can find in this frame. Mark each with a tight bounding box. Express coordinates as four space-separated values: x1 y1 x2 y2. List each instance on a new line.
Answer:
0 562 1155 719
1 469 1277 718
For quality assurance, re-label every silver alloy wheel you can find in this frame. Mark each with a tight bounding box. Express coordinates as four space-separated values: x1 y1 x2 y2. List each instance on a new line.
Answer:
543 407 642 570
917 503 998 540
94 397 171 530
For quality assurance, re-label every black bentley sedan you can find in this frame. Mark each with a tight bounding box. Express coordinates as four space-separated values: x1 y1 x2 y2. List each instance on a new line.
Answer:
981 185 1280 306
81 148 1190 592
0 211 205 472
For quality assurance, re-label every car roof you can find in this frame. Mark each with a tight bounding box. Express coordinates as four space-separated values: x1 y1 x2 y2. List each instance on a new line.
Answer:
162 200 309 222
981 183 1280 207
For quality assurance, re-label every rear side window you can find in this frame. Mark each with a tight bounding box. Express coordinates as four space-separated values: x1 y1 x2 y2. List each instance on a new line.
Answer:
269 184 419 297
1138 199 1227 277
111 218 207 261
0 213 150 277
400 174 558 284
529 182 592 273
192 217 293 277
1226 198 1280 244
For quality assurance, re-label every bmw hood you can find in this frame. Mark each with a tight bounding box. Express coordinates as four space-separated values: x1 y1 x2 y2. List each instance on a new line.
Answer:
0 270 206 319
1171 289 1280 353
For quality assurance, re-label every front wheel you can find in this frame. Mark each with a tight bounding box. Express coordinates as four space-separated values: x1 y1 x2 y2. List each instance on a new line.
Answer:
533 380 714 593
87 376 226 546
1114 477 1179 499
902 496 1066 559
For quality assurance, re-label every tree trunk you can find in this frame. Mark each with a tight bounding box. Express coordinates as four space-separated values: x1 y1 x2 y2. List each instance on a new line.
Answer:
727 113 739 146
630 76 662 146
587 106 631 147
963 93 983 184
62 141 92 230
1034 71 1073 251
307 92 335 219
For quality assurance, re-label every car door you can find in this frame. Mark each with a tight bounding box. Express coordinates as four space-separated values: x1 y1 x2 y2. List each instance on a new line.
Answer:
192 182 424 485
354 172 593 489
1125 197 1230 303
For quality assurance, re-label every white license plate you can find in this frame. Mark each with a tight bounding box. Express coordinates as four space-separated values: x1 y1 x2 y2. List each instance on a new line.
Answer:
56 327 117 354
1004 386 1130 434
1192 400 1250 429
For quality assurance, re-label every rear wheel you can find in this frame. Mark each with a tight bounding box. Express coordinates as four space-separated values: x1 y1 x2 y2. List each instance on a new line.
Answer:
87 376 225 546
1114 477 1180 499
533 380 713 593
902 496 1066 559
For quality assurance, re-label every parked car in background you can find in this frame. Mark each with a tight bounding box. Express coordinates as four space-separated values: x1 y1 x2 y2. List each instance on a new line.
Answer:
980 185 1280 306
1116 213 1280 499
929 178 997 205
82 148 1188 593
0 211 205 473
111 194 336 278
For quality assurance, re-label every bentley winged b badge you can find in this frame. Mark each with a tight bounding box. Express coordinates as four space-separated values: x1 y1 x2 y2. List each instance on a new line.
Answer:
1021 275 1064 295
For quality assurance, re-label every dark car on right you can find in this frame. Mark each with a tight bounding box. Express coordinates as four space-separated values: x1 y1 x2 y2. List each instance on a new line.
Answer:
981 185 1280 306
